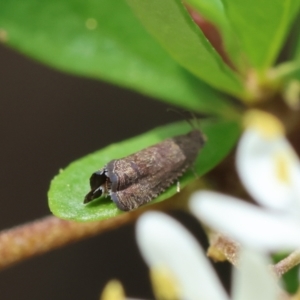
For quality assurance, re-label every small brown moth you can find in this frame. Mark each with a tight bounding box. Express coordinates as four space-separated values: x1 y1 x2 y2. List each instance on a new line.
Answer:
84 129 205 211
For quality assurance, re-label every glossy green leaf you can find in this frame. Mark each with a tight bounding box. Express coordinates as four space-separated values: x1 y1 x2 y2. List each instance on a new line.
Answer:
295 16 300 61
184 0 226 29
273 61 300 81
184 0 239 64
223 0 300 73
48 119 241 221
0 0 235 116
126 0 246 97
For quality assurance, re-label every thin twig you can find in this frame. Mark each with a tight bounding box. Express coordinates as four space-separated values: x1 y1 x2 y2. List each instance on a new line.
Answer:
0 213 140 270
0 188 192 271
273 249 300 278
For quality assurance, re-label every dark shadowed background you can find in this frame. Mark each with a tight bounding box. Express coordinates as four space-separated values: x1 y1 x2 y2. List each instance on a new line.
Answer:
0 43 230 299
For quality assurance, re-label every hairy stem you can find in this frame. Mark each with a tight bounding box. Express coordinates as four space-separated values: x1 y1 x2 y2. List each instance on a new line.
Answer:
273 249 300 278
0 189 191 271
0 213 139 270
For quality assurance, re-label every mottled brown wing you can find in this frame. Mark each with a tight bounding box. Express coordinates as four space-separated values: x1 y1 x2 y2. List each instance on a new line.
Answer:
108 130 205 211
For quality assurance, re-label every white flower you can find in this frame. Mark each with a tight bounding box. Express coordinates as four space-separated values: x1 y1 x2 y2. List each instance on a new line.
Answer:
236 110 300 215
190 191 300 251
189 110 300 251
136 211 280 300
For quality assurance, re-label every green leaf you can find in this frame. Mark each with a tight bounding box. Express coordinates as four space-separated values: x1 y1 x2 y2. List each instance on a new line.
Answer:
184 0 227 29
294 16 300 60
184 0 238 62
285 13 300 60
272 62 300 109
223 0 300 73
48 119 241 221
126 0 246 97
0 0 235 116
272 61 300 81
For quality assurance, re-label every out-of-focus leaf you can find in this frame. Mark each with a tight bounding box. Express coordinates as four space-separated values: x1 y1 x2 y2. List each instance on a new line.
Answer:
273 62 300 109
126 0 246 98
184 0 226 29
295 15 300 61
48 119 241 221
184 0 239 66
286 13 300 60
272 61 300 81
0 0 236 116
223 0 300 73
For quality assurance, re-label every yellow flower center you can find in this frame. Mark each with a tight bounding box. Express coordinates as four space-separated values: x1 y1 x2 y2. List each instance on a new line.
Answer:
274 153 291 184
101 280 125 300
150 266 181 300
243 110 285 139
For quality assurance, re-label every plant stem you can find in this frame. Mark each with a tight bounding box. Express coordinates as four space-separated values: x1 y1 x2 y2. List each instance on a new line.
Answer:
0 213 139 270
0 189 191 271
273 249 300 278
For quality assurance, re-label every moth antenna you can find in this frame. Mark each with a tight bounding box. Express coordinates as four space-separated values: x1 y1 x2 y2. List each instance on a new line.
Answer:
166 108 196 129
190 112 202 130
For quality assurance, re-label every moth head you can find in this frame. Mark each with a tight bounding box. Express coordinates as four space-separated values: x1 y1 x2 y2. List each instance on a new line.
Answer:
84 168 111 203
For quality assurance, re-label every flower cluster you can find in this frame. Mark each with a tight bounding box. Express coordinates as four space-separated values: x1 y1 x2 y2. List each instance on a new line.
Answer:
191 110 300 252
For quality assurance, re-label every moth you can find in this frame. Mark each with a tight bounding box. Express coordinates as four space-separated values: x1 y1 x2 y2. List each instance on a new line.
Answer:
84 129 205 211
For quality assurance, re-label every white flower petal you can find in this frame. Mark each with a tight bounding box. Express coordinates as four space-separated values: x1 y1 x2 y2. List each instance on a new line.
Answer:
190 191 300 251
236 126 300 214
232 249 279 300
136 212 228 300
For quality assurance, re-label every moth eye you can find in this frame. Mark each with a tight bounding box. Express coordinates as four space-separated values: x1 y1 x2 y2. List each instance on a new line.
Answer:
84 169 109 204
89 170 107 190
